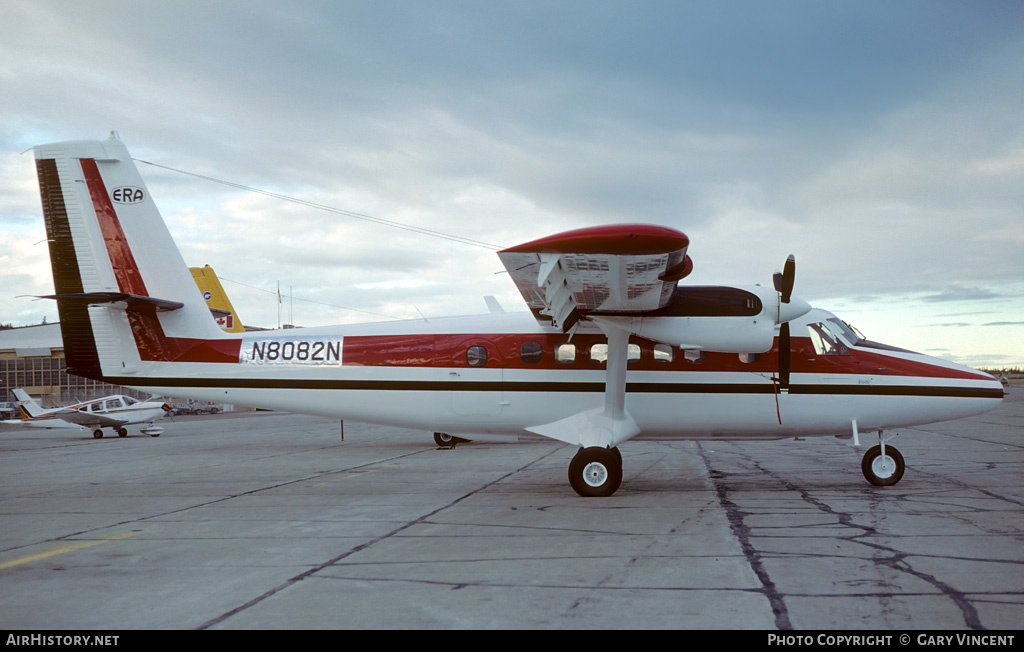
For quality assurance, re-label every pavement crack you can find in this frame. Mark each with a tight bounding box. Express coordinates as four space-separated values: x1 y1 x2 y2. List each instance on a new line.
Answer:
697 444 792 629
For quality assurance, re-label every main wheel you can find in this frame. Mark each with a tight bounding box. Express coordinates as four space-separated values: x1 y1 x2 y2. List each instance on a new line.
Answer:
117 427 128 438
862 445 905 486
568 447 623 497
433 432 454 447
93 429 103 439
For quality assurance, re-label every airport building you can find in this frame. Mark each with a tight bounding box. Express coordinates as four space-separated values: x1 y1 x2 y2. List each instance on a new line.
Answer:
1 266 248 411
0 323 149 408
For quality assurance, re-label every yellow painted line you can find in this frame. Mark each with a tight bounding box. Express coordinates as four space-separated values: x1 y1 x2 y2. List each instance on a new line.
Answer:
0 531 142 570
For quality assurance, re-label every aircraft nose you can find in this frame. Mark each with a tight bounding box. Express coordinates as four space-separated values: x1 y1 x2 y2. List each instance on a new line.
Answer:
779 296 811 324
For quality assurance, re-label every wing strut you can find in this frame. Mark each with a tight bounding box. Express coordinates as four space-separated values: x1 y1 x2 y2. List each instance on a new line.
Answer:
526 321 640 448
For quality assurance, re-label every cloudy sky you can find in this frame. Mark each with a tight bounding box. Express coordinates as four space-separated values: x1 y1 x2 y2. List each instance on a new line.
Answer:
2 0 1022 369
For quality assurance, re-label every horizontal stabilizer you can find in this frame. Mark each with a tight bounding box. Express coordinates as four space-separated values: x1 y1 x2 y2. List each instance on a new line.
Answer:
36 292 184 312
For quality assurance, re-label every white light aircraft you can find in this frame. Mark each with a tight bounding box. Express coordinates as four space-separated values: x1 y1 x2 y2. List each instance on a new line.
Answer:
5 389 170 438
28 134 1004 495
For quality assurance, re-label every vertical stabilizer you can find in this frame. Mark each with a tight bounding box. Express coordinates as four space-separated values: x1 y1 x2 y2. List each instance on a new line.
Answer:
191 265 246 332
34 134 236 380
12 389 45 418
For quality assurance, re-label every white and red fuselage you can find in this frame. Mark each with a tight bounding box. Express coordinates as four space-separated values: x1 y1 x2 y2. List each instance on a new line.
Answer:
110 307 1002 442
29 134 1004 494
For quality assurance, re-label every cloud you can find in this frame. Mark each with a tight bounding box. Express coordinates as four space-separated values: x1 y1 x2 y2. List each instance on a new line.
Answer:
921 286 1007 303
2 1 1023 366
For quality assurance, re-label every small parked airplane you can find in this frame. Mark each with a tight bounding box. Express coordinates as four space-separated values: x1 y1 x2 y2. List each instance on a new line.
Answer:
5 389 170 438
28 134 1004 495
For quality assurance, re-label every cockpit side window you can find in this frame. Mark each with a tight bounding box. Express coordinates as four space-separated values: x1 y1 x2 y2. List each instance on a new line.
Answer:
808 322 850 356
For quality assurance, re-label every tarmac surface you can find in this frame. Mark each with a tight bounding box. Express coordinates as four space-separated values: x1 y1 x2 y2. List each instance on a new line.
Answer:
0 391 1021 631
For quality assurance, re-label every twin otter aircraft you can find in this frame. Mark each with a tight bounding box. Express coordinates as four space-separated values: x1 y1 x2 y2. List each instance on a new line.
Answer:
31 134 1004 496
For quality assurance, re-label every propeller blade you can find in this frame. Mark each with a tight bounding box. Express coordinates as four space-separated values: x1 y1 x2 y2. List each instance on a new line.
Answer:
780 255 795 304
773 321 792 425
778 322 791 389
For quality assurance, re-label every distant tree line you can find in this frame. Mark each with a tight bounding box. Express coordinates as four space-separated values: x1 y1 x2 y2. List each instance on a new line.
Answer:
981 367 1022 376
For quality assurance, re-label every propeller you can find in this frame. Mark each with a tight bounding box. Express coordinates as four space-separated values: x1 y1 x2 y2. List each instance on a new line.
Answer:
773 254 796 304
772 255 797 423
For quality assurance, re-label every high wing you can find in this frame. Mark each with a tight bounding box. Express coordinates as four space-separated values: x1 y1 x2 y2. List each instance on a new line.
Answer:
497 224 692 332
497 223 812 478
497 224 695 462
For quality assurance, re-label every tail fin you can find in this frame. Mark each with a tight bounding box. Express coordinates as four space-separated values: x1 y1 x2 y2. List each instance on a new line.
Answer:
33 134 238 381
190 265 246 333
12 389 45 419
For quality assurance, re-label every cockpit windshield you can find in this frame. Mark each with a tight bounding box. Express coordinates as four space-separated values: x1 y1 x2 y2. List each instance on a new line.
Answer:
828 318 864 345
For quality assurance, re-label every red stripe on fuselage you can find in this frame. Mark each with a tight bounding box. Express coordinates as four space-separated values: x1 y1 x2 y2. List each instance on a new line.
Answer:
80 159 240 363
342 331 992 381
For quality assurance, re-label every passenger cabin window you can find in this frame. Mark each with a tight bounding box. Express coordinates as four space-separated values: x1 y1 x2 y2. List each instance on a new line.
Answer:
654 343 674 363
105 398 124 410
808 322 850 356
555 343 576 364
467 345 488 367
123 397 138 406
520 342 542 365
589 343 641 363
683 350 705 364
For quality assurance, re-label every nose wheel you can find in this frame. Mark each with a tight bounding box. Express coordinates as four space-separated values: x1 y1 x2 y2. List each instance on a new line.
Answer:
568 447 623 497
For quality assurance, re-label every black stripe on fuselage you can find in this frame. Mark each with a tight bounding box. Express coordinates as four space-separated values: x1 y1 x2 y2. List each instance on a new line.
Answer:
98 376 1004 400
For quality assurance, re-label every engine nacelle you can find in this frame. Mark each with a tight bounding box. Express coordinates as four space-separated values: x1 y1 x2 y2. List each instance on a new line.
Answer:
590 284 807 353
593 314 776 353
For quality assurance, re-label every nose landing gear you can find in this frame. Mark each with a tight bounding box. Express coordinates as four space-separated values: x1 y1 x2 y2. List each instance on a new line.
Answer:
861 431 905 486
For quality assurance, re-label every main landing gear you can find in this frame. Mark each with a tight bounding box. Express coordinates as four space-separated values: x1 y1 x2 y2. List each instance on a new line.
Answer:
860 431 906 486
93 427 129 438
568 447 623 497
433 432 467 448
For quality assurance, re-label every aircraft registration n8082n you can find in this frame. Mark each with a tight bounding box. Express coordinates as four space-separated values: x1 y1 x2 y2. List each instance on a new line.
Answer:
30 134 1004 496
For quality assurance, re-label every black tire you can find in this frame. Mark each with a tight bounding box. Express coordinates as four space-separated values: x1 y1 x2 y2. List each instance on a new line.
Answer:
433 432 454 447
150 433 161 438
118 428 128 438
93 430 103 439
568 447 623 497
862 445 905 486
